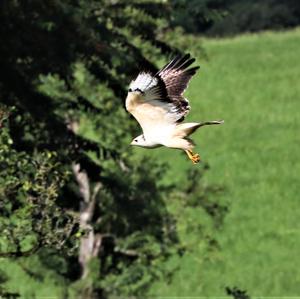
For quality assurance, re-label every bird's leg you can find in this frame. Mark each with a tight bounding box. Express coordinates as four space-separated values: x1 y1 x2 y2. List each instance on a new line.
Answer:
185 150 200 164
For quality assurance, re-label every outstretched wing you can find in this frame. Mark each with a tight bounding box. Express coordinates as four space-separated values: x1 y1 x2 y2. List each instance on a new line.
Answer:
157 53 199 120
125 54 199 136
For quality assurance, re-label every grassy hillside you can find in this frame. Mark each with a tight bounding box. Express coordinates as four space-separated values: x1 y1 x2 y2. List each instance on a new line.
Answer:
147 28 300 296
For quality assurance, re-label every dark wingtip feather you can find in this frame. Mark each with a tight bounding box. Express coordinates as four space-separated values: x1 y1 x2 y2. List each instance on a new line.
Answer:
177 58 196 71
183 66 200 77
171 53 192 70
159 53 199 75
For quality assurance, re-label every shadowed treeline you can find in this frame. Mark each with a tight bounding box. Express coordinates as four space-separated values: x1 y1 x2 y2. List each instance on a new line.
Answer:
171 0 300 36
0 1 226 298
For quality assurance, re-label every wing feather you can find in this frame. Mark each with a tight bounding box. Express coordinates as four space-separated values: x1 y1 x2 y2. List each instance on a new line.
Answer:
157 54 199 120
126 54 199 135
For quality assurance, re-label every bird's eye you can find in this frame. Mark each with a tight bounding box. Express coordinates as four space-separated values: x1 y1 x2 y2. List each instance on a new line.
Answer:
128 88 132 92
134 88 144 94
134 139 138 142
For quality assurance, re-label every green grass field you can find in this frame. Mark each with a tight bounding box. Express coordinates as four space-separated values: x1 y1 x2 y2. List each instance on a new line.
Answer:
2 28 300 298
146 28 300 296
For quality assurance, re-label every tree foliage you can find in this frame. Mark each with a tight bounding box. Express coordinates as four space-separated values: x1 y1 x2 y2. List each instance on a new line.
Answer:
170 0 300 36
0 108 77 258
0 1 174 297
0 1 226 298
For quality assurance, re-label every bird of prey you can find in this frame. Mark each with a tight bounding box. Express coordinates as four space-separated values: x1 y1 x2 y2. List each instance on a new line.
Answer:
125 54 223 164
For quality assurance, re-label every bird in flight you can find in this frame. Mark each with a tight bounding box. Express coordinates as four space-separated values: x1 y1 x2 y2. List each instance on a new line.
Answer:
125 54 223 164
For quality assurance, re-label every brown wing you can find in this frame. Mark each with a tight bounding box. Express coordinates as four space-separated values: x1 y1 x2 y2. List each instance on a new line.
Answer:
126 54 199 132
156 54 199 121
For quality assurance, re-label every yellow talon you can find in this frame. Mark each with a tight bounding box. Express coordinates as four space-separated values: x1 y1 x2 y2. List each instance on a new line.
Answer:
185 150 200 164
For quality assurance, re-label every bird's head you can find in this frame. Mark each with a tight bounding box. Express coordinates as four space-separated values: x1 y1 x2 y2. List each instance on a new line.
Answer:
130 135 149 147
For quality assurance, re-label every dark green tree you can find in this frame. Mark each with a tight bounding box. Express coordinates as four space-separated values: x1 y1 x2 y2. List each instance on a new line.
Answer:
0 107 77 258
0 1 177 298
170 0 300 36
208 0 300 36
0 1 226 298
170 0 227 34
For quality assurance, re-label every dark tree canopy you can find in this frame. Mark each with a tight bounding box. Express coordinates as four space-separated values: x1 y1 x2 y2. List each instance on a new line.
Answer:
170 0 300 36
0 0 176 297
0 1 226 298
